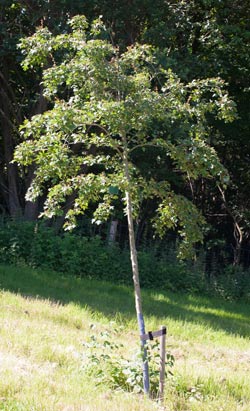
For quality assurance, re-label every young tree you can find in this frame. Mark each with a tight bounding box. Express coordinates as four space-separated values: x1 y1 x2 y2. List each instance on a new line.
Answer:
15 16 236 393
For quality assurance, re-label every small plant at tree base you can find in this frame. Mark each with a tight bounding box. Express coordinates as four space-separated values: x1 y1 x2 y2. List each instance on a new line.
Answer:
82 324 174 396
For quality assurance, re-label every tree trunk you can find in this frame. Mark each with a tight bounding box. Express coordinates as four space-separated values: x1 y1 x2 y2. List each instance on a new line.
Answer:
23 88 48 221
0 67 22 217
218 186 243 265
108 219 118 244
233 221 243 266
122 136 150 394
52 192 77 232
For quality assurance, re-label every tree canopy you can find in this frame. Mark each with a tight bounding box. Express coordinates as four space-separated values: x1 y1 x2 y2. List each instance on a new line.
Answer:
15 15 236 257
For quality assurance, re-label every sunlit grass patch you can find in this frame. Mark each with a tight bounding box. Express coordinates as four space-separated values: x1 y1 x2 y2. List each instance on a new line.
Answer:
0 264 249 411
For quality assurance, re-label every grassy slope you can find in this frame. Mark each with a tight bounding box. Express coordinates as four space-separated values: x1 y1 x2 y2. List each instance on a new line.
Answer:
0 264 249 411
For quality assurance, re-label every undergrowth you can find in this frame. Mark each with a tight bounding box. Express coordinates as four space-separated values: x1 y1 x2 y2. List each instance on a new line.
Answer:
0 219 250 301
82 324 174 396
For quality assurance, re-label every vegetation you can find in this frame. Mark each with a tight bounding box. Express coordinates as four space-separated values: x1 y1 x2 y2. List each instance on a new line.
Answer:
0 264 249 410
0 1 250 406
0 1 250 263
1 220 250 302
12 13 237 391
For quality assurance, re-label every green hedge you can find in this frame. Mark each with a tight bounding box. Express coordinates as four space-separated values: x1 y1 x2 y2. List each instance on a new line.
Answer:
0 220 249 301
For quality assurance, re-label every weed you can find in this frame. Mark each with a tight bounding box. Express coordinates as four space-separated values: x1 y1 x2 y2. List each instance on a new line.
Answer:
82 323 174 396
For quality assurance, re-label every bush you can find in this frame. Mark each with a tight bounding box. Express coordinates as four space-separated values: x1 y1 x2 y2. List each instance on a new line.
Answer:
0 220 131 282
0 220 35 264
0 219 249 301
138 244 207 294
82 323 174 396
212 265 250 301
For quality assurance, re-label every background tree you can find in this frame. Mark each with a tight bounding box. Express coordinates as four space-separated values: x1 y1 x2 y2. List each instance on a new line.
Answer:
0 0 88 218
140 0 250 260
1 0 249 264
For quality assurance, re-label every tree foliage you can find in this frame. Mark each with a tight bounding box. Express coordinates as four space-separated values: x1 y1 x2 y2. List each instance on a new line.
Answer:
15 15 236 257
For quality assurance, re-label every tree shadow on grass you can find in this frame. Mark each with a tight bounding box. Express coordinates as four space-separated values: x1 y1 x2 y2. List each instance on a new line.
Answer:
0 264 249 339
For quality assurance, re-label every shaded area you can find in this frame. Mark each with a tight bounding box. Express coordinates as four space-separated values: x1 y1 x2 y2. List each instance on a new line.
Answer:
0 264 249 338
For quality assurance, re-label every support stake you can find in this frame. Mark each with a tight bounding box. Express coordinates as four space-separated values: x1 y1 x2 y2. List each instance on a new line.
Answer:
159 325 166 402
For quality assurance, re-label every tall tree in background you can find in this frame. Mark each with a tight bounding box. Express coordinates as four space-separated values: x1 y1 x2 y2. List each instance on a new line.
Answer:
14 16 236 392
140 0 250 259
0 0 87 217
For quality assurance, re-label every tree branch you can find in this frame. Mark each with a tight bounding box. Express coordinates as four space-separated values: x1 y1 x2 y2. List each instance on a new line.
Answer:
0 108 19 134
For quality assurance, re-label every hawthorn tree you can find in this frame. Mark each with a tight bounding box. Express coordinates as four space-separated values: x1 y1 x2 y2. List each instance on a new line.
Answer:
15 16 236 394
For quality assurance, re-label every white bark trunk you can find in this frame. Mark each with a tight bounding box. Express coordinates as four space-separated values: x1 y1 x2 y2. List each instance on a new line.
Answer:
108 219 118 244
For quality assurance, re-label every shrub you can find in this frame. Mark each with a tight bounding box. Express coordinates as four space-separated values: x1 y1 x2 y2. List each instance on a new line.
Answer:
0 219 249 301
212 265 250 301
82 324 174 396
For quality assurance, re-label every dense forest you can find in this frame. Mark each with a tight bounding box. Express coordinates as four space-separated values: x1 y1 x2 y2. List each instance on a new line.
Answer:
0 1 250 275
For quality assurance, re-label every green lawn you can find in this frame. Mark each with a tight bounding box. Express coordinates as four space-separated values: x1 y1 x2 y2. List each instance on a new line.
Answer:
0 264 249 411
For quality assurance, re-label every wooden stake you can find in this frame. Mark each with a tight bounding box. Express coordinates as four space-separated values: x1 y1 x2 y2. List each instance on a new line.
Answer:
159 325 166 402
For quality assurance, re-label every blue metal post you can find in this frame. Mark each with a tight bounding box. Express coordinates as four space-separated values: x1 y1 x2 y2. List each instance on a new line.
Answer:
138 313 150 394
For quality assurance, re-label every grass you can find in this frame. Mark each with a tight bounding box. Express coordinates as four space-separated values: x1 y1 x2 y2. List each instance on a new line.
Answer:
0 263 249 411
